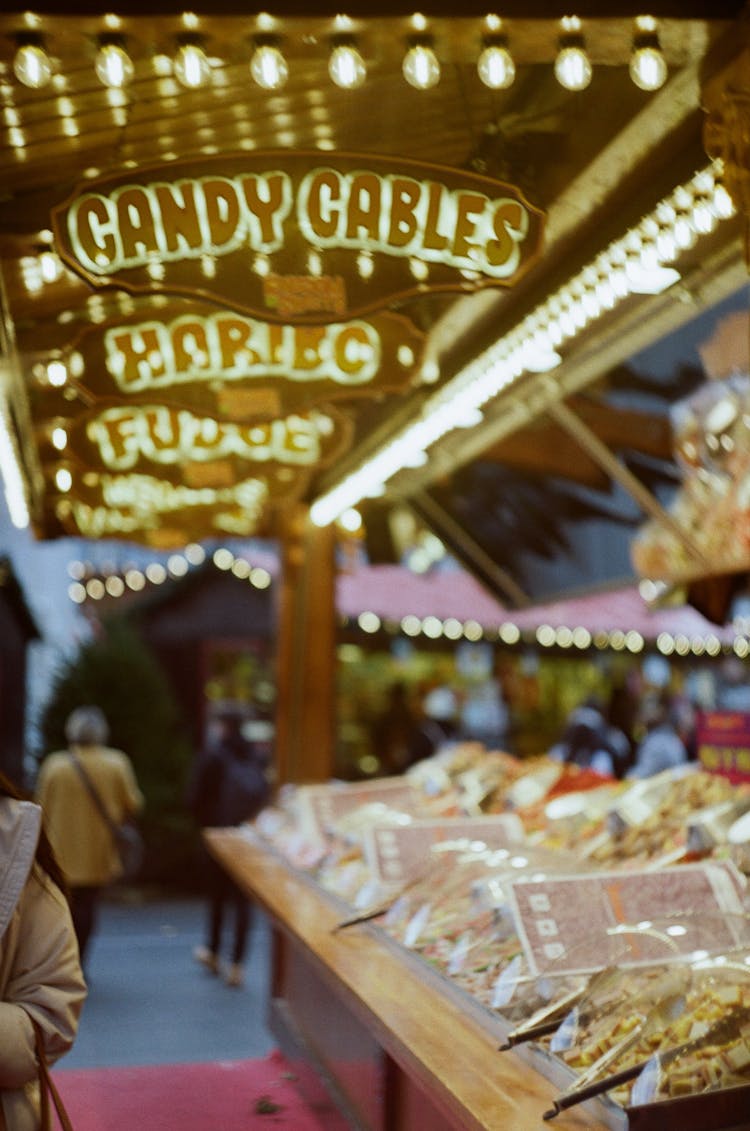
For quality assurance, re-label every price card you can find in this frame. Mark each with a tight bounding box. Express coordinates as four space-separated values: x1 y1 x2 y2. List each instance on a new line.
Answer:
294 779 421 844
509 861 748 976
363 815 525 887
697 709 750 784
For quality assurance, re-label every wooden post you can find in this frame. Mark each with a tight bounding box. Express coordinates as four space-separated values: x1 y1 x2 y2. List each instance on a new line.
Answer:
274 503 337 785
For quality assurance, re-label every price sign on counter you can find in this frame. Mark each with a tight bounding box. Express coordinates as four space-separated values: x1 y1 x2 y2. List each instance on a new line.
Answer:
697 710 750 784
509 861 747 976
294 779 421 845
363 815 525 886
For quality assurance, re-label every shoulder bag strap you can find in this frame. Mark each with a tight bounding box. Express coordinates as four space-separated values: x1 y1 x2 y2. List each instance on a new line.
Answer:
33 1019 75 1131
69 753 117 838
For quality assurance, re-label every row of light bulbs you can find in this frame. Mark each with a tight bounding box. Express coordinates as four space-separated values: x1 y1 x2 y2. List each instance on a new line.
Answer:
65 543 738 657
309 162 736 528
67 544 273 604
10 15 669 94
348 610 744 657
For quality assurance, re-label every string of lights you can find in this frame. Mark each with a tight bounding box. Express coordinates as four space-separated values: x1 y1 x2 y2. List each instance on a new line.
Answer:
8 13 670 94
65 541 750 658
309 163 736 529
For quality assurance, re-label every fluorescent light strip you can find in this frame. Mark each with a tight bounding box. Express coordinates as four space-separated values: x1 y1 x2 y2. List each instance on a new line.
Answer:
0 403 29 528
310 164 734 527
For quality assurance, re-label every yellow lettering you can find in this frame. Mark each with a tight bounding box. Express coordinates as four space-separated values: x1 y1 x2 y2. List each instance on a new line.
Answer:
335 323 373 379
201 178 240 249
486 199 528 270
240 173 290 246
293 327 326 372
70 195 117 272
108 326 165 388
302 170 341 240
422 180 449 252
154 180 202 255
346 173 381 242
452 192 484 259
387 177 420 249
172 318 211 376
216 316 258 371
115 186 159 263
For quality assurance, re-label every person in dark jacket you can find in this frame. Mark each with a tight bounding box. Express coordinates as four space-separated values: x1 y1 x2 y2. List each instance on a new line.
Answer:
186 707 270 988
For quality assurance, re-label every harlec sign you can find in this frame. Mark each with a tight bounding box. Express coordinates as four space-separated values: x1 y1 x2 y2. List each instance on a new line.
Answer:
61 302 423 419
51 151 546 322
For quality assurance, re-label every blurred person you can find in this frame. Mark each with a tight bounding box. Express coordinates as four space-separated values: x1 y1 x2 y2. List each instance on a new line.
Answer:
460 679 509 751
627 695 689 779
550 696 627 778
371 681 420 775
36 705 144 970
716 656 750 712
0 770 87 1130
409 685 460 765
187 706 270 988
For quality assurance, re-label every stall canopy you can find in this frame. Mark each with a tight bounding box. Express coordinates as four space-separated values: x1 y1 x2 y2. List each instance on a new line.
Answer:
1 1 750 611
336 560 732 643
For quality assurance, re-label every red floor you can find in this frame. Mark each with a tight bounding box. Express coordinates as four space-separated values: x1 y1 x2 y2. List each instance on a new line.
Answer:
53 1051 334 1131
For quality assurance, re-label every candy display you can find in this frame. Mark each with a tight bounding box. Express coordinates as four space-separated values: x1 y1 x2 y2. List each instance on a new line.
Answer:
246 748 750 1127
631 373 750 582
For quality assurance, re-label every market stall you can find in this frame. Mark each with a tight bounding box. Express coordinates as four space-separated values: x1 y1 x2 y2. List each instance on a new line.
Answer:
206 747 750 1131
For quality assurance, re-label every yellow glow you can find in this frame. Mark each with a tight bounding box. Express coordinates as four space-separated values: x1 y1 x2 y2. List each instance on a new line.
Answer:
250 43 288 90
174 42 211 88
329 42 366 89
13 42 53 88
403 42 440 89
95 43 134 88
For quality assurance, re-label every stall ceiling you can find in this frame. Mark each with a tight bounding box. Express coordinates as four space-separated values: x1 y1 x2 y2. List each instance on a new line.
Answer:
0 2 749 601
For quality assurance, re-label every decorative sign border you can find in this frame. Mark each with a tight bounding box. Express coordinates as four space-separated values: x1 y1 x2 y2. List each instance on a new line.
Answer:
51 150 546 324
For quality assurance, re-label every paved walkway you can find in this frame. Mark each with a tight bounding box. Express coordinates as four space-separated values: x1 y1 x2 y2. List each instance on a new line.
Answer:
61 892 276 1071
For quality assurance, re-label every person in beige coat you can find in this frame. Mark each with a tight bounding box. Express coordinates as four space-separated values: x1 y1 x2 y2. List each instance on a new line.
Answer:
36 706 144 968
0 773 86 1131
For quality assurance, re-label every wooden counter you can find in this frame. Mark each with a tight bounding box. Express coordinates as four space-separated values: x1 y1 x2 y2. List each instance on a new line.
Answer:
206 828 618 1131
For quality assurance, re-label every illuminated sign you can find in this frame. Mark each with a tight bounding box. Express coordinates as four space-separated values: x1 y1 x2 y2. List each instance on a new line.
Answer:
51 151 546 322
62 303 423 418
57 404 350 478
53 473 279 546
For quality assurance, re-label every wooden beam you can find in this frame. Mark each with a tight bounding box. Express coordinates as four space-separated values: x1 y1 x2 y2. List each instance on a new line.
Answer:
274 504 337 785
546 398 712 573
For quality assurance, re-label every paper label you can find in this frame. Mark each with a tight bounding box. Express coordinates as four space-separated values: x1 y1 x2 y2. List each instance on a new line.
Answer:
362 815 524 886
293 780 420 844
509 861 747 976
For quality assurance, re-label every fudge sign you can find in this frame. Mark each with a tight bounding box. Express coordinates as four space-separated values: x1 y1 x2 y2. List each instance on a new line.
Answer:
51 151 545 322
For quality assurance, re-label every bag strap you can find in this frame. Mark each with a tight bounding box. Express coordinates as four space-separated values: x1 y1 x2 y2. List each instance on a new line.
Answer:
69 752 117 838
33 1020 75 1131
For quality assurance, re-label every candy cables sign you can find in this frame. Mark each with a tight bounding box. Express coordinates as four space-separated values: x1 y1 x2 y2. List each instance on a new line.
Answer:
51 151 546 323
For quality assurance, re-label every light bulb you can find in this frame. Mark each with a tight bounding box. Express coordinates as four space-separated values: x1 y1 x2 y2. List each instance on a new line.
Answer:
55 468 72 493
95 42 134 88
39 251 60 283
13 41 53 88
46 360 67 387
250 43 288 90
554 37 592 91
403 42 440 90
629 38 667 91
174 41 211 88
477 40 515 90
329 42 366 89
